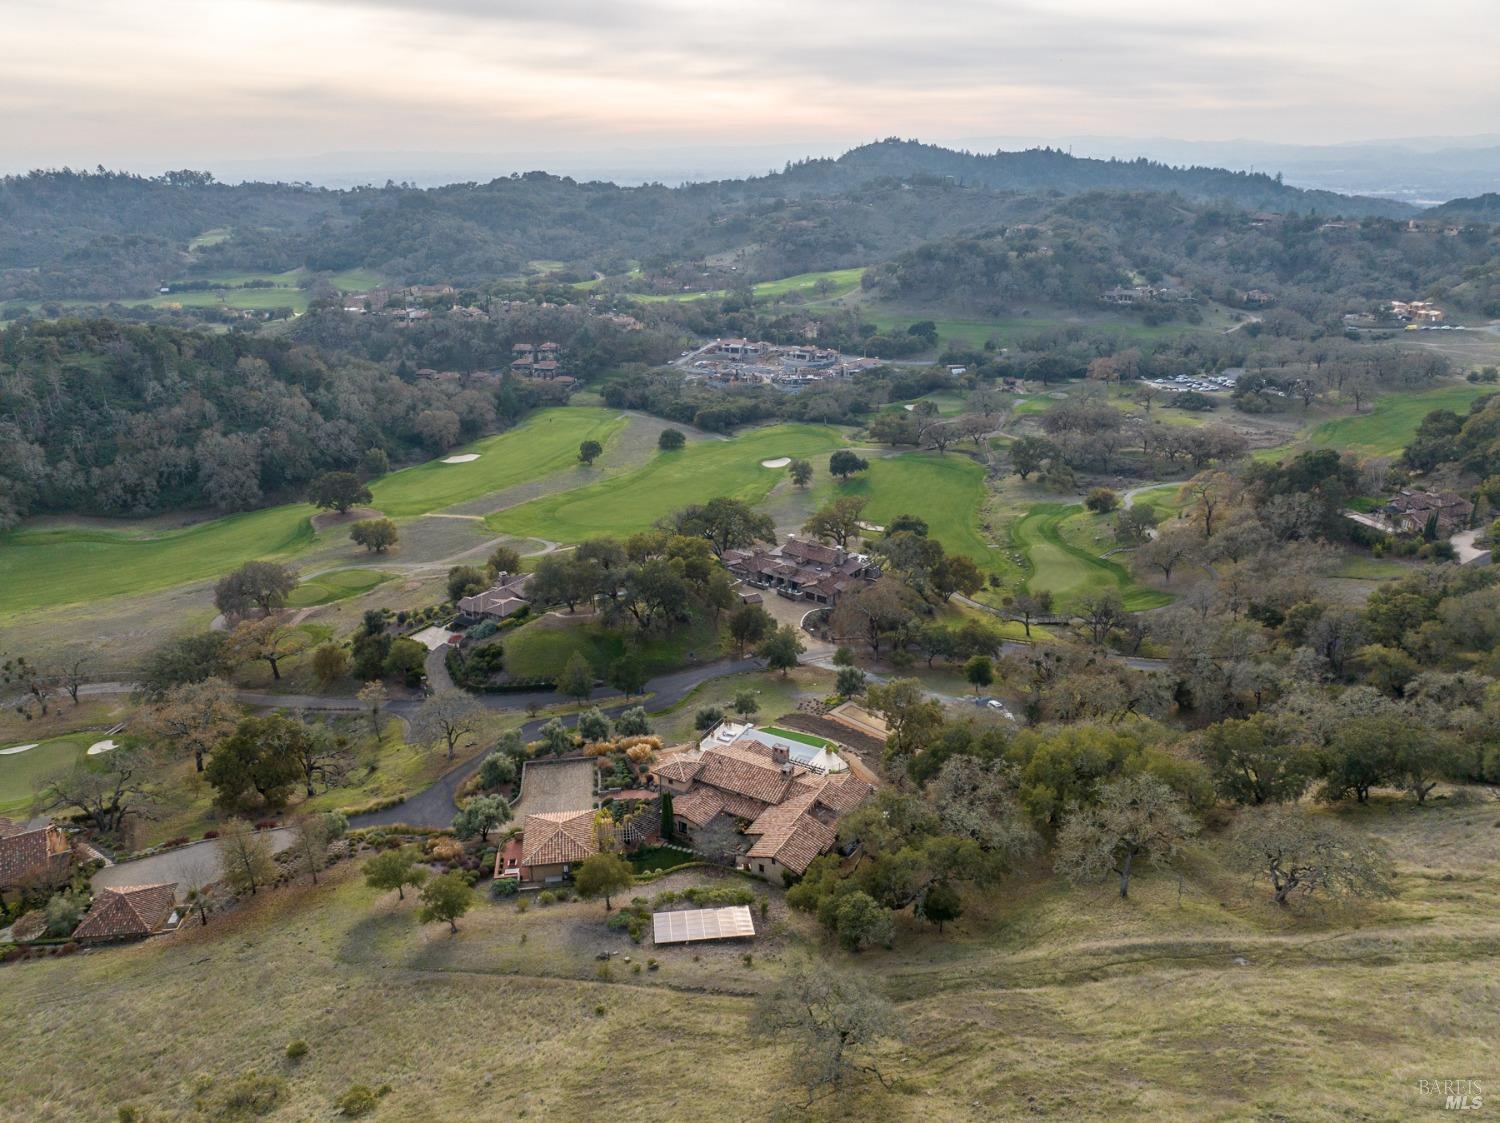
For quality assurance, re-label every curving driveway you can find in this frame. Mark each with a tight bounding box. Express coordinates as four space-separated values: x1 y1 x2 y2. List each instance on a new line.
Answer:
93 828 296 900
347 656 760 829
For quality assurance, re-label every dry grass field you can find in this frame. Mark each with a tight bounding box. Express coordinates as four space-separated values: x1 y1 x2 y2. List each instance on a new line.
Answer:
3 793 1496 1122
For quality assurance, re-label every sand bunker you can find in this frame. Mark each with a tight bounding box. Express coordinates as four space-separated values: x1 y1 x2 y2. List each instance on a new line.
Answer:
87 739 119 756
760 457 791 468
0 743 38 756
442 453 481 464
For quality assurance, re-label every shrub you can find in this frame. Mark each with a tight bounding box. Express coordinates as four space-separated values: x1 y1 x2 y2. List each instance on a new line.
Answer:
164 836 190 848
202 830 220 840
429 838 464 862
490 877 519 898
212 1072 285 1118
285 1040 308 1061
336 1084 379 1118
253 819 279 831
537 891 556 906
44 893 85 937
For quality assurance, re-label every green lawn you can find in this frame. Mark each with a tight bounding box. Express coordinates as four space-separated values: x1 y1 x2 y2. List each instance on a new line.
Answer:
1304 384 1491 458
759 725 831 748
628 845 698 874
891 390 967 417
629 267 866 304
327 268 386 292
187 228 230 250
369 407 627 517
854 306 1219 352
0 505 317 616
0 407 628 617
820 452 999 572
284 568 392 607
1011 503 1171 611
499 615 723 680
488 423 847 541
0 731 112 815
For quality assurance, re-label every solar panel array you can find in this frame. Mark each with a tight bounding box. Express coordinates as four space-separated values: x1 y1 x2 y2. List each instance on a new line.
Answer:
651 905 756 945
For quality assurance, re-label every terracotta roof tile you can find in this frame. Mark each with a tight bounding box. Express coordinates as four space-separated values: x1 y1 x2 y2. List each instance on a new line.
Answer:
0 825 71 887
671 788 724 827
745 796 837 875
73 883 178 940
520 810 599 867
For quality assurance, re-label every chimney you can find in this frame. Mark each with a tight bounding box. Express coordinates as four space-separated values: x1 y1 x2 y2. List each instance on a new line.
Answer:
771 743 789 766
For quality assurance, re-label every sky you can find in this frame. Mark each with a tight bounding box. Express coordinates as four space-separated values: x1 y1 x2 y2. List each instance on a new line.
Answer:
5 0 1500 180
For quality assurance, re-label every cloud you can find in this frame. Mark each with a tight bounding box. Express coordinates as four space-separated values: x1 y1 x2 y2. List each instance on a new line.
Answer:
2 0 1498 170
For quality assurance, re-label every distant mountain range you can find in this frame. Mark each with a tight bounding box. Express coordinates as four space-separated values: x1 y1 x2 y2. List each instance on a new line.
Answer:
99 134 1500 206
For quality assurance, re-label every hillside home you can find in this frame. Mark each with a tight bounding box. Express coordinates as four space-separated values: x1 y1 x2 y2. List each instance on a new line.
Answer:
1384 489 1473 536
653 726 871 879
456 571 533 621
722 536 878 606
0 818 73 894
72 883 180 942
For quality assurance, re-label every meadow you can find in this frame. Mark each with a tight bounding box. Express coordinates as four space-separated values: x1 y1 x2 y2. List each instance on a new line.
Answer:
3 794 1495 1121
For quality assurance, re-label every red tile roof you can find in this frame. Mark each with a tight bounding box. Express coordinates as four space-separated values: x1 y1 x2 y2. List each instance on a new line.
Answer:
520 810 599 867
672 788 725 828
73 883 178 941
0 824 71 888
745 795 837 875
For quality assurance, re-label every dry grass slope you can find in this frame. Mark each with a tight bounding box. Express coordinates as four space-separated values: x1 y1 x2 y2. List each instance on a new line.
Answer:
2 797 1497 1121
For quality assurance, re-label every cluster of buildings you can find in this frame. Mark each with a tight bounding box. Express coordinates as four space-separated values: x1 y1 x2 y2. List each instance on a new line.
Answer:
681 338 883 389
1100 284 1197 307
1381 489 1474 536
656 722 873 881
493 719 876 886
509 341 569 382
1390 299 1447 324
722 536 880 607
0 818 180 943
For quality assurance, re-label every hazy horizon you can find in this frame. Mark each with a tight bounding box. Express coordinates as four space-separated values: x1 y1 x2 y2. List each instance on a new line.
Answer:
7 0 1499 187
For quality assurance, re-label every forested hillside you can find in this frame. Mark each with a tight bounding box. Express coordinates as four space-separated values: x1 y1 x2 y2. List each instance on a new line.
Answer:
0 140 1428 304
867 192 1500 323
0 319 538 527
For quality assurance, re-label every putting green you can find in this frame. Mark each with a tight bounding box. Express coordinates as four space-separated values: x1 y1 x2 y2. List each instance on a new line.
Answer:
0 732 107 815
0 407 626 616
488 424 846 542
1012 503 1171 612
284 568 392 607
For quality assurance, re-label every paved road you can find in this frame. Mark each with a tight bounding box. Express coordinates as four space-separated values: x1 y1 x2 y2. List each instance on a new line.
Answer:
348 655 760 829
93 828 296 900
